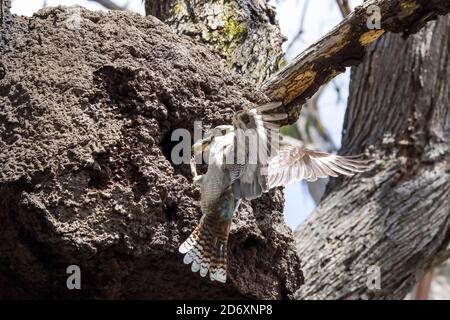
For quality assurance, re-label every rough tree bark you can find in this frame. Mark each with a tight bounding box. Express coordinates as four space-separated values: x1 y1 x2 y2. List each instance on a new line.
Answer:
0 5 302 299
295 15 450 300
145 0 285 86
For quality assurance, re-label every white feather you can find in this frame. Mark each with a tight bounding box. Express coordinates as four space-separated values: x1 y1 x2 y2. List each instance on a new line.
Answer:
267 143 370 188
183 253 193 264
200 263 209 277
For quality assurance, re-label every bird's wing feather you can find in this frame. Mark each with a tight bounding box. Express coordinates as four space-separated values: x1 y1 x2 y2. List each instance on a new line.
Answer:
268 139 371 188
227 101 287 199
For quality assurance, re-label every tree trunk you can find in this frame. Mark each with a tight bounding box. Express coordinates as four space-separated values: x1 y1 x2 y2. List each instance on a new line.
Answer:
295 15 450 300
145 0 286 86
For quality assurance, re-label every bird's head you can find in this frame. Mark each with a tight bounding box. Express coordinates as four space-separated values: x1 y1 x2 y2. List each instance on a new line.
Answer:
192 125 233 155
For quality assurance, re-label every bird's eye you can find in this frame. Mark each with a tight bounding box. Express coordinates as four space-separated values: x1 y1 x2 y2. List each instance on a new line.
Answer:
239 113 250 125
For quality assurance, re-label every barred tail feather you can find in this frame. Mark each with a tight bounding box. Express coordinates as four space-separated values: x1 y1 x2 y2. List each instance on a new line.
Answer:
179 214 231 283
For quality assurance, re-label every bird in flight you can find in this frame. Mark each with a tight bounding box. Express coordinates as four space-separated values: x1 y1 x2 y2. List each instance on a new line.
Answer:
179 102 369 283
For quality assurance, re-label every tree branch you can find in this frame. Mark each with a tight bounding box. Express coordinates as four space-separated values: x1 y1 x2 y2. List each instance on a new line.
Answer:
88 0 127 11
261 0 450 121
414 271 434 300
0 0 12 46
335 0 351 18
1 0 10 26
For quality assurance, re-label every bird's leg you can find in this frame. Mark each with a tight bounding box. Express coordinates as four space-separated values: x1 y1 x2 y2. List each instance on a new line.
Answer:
233 199 242 220
190 156 203 185
190 156 198 177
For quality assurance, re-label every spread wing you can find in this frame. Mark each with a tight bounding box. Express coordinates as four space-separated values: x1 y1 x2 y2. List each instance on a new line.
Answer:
268 138 370 188
227 101 287 200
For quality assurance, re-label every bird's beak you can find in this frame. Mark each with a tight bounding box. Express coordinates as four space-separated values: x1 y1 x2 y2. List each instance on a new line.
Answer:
192 137 212 155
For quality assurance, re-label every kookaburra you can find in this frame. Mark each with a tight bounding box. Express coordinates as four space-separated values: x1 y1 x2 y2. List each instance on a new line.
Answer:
179 102 369 283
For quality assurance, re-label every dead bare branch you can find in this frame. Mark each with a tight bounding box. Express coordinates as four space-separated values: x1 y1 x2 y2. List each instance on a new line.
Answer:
335 0 351 18
261 0 450 121
415 270 434 300
88 0 127 11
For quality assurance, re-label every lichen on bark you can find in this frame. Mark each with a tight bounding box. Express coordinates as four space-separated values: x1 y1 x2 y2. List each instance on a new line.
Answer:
146 0 286 86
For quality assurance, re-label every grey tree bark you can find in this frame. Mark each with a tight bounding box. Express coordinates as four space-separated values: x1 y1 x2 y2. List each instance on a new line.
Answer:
295 15 450 300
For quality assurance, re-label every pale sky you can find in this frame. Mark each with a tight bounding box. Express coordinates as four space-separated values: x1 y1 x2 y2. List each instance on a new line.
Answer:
10 0 363 229
11 0 145 16
271 0 362 228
